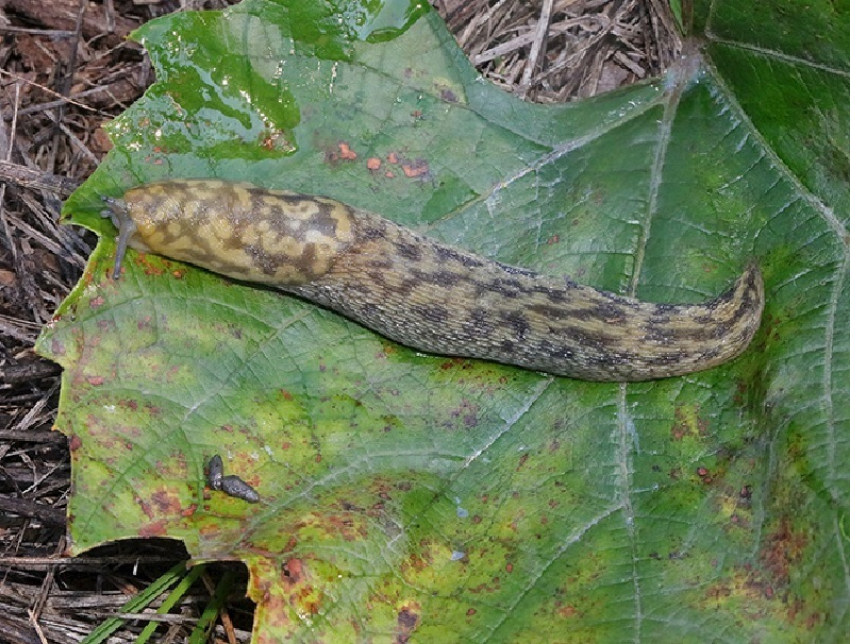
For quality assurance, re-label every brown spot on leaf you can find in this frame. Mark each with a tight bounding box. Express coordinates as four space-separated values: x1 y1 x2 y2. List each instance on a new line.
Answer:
517 453 529 470
402 159 429 178
138 519 167 537
760 516 808 587
282 557 304 585
396 603 421 643
150 488 182 513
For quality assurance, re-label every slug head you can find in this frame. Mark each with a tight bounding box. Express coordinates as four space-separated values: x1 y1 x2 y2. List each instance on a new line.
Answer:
102 180 356 285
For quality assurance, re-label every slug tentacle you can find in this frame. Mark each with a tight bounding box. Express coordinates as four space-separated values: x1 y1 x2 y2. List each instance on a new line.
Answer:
102 179 764 382
101 196 138 280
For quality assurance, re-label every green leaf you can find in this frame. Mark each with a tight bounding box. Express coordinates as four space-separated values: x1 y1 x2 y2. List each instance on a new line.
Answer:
39 0 850 641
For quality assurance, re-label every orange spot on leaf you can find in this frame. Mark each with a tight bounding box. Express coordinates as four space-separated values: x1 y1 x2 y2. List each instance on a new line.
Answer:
402 159 429 178
338 141 357 160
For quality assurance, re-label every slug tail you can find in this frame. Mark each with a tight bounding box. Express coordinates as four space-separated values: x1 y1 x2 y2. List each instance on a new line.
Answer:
605 260 765 382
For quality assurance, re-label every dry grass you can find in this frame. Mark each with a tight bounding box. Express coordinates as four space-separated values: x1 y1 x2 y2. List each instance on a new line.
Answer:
436 0 680 101
0 0 679 641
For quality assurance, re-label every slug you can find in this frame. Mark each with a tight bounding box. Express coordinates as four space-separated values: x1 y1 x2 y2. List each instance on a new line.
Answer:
206 454 224 490
206 454 260 503
101 179 764 382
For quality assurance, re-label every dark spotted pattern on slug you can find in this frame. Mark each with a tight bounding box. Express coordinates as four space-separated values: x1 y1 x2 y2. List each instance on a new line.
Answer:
104 181 355 286
103 180 764 382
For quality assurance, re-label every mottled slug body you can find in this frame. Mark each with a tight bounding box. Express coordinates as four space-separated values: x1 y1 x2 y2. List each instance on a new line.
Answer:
102 180 764 382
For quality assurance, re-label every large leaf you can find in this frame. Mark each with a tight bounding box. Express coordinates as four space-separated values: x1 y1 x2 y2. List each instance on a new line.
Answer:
38 0 850 641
